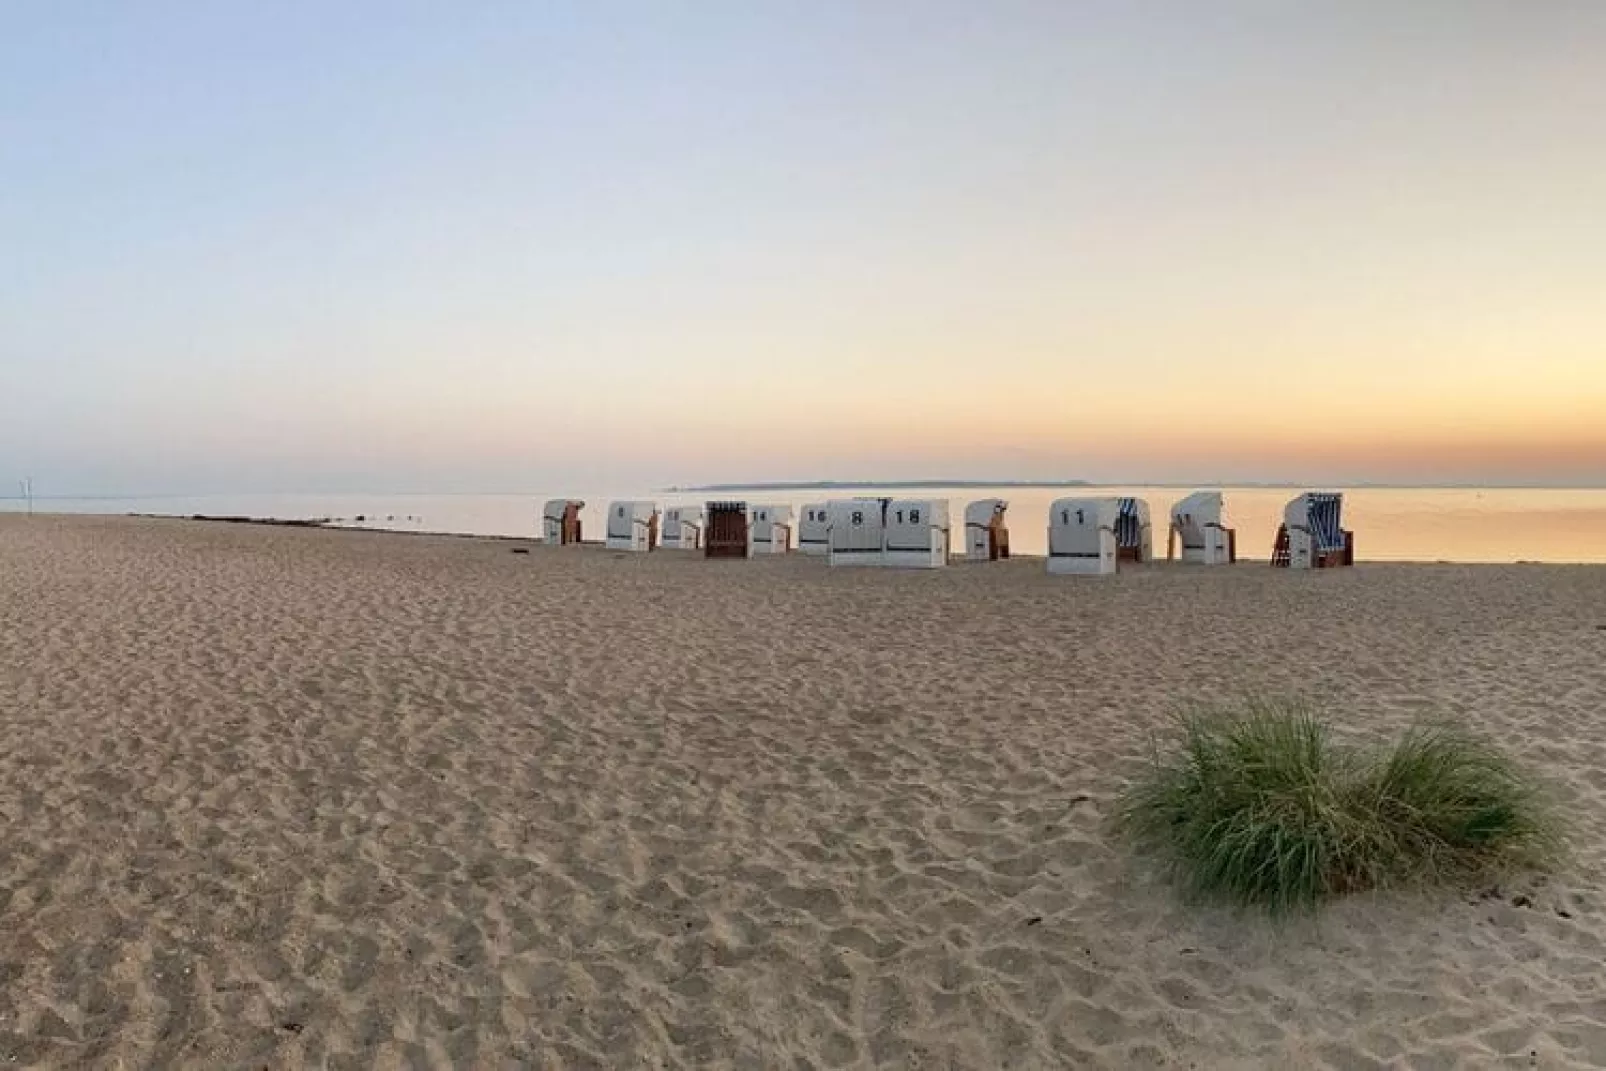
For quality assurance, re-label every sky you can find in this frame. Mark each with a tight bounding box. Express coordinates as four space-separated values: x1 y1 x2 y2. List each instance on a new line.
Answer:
3 1 1604 494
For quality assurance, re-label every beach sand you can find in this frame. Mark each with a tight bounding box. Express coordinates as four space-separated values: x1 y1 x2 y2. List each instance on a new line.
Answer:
3 514 1605 1069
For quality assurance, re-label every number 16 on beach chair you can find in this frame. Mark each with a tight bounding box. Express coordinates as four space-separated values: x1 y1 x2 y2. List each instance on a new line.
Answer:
797 504 830 556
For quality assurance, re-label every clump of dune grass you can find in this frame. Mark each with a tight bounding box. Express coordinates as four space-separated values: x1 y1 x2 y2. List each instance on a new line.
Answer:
1118 699 1559 912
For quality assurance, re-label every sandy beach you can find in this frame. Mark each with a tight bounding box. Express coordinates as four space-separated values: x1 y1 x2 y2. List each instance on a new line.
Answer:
3 514 1605 1069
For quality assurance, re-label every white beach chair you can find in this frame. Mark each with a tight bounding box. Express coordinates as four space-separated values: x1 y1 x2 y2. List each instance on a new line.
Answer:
883 499 950 569
1273 492 1352 569
1168 492 1235 565
748 505 793 556
660 506 705 550
797 503 830 556
964 499 1010 561
604 501 658 552
1047 497 1121 575
542 499 585 545
827 498 888 567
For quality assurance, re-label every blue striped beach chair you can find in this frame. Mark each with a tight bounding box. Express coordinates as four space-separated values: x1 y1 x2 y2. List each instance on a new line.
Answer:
1114 497 1153 563
1272 492 1353 568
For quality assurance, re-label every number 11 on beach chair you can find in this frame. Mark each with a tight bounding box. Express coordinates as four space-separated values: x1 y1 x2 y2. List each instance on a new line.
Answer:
1047 497 1119 575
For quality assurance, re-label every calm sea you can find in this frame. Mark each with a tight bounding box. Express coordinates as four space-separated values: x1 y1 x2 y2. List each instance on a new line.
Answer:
6 487 1605 564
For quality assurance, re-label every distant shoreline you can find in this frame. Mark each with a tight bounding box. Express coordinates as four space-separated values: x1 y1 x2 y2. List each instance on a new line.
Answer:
659 480 1606 493
665 480 1093 493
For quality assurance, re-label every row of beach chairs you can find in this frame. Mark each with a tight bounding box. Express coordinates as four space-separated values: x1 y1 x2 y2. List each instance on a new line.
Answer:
543 493 1354 572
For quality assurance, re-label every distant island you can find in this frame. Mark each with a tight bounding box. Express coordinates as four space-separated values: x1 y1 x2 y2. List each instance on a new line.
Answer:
664 479 1092 492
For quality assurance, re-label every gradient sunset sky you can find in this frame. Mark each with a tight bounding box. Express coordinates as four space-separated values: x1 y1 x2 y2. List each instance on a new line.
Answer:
4 2 1603 494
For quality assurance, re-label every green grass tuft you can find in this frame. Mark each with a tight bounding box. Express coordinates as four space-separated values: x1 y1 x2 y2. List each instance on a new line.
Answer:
1118 699 1560 912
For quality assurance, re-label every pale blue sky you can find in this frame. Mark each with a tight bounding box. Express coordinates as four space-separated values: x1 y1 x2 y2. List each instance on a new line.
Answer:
4 2 1604 494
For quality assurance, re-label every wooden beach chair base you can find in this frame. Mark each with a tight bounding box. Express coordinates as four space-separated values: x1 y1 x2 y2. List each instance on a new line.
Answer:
1272 526 1354 568
1169 524 1234 563
1317 530 1355 568
1271 524 1291 567
704 503 749 558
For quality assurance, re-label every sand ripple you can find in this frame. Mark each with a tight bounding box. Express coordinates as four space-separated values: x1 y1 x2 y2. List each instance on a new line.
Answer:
2 516 1605 1067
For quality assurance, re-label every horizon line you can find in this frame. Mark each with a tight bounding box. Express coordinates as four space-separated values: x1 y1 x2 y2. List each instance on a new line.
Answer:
6 479 1606 502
